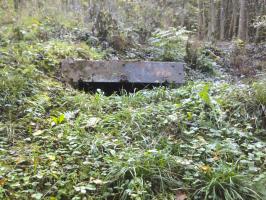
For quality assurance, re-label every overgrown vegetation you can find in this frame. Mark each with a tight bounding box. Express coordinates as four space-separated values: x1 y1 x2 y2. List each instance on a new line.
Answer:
0 1 265 200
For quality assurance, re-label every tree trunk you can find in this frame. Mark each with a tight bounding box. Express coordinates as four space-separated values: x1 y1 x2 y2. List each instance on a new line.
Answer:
229 0 238 39
198 0 204 40
203 1 207 38
238 0 248 41
255 0 265 42
208 0 216 42
13 0 20 11
220 0 226 40
180 0 187 27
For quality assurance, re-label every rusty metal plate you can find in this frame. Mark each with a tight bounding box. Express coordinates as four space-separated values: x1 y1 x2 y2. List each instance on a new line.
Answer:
61 59 184 84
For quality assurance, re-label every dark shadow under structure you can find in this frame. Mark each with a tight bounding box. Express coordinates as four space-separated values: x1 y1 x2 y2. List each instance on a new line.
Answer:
77 81 173 95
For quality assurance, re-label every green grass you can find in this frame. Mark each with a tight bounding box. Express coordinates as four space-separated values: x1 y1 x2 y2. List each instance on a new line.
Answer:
253 79 266 106
194 162 261 200
0 15 265 200
1 74 265 199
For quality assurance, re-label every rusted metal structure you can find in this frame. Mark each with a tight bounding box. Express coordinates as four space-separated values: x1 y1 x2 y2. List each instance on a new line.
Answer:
61 59 184 94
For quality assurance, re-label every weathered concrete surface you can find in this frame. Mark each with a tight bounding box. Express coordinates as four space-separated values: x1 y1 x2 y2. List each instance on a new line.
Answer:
61 59 184 84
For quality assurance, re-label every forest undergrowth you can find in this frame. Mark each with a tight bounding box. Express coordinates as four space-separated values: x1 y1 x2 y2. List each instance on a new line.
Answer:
0 14 266 200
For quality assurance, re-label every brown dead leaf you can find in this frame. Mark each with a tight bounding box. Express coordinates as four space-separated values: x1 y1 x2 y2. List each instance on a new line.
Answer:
176 191 187 200
0 178 7 186
200 164 212 173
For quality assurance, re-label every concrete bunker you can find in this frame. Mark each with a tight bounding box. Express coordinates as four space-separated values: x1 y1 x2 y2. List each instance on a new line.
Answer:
61 59 184 95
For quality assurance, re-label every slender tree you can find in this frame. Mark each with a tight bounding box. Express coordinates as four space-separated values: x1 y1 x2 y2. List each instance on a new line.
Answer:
238 0 248 41
220 0 225 40
13 0 21 11
180 0 187 27
229 0 239 39
208 0 216 42
198 0 205 40
255 0 266 42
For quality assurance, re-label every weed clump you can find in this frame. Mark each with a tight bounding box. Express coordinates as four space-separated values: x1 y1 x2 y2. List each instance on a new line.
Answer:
185 40 220 74
253 79 266 106
194 163 260 200
0 67 38 115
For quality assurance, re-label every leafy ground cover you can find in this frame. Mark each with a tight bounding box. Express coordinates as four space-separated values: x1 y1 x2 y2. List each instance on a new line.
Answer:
0 17 266 200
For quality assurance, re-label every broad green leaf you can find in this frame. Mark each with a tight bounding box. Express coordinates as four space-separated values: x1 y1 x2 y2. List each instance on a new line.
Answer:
199 83 212 106
58 114 65 124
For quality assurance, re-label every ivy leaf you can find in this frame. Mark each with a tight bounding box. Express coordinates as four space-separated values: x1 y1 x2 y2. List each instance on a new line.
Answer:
86 117 101 129
46 154 56 161
31 193 43 200
32 130 44 136
85 184 96 191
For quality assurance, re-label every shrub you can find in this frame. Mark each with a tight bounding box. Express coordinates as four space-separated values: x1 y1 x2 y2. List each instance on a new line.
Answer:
230 39 256 76
0 67 36 108
148 28 189 61
185 41 218 73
